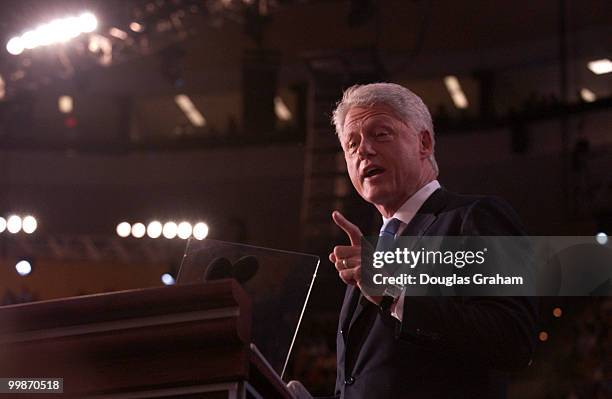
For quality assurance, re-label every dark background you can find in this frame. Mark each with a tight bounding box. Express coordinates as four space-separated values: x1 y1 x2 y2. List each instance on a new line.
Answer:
0 1 610 397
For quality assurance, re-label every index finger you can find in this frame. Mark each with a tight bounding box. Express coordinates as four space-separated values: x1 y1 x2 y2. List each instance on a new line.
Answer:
332 211 362 246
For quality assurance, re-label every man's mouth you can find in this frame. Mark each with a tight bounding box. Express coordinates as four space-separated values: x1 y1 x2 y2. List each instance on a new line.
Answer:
363 166 386 181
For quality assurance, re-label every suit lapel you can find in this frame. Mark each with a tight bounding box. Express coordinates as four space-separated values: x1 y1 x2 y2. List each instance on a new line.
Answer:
346 289 369 336
339 284 359 340
400 188 447 238
401 212 437 239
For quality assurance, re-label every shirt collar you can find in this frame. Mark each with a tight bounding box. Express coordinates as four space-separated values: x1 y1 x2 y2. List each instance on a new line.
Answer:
381 180 441 227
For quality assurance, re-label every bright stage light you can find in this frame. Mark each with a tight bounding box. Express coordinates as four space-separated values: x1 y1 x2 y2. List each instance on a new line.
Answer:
32 24 54 47
175 95 206 127
129 22 143 32
77 13 98 33
161 273 176 285
15 260 32 276
147 221 163 238
5 12 98 55
177 221 193 239
6 37 24 55
162 222 178 239
596 232 608 245
6 215 22 234
32 21 71 47
116 221 131 238
21 31 40 49
0 217 6 233
22 215 37 234
587 58 612 75
274 96 292 121
580 88 596 103
193 222 209 240
59 95 73 113
131 222 146 238
109 27 128 40
444 76 469 109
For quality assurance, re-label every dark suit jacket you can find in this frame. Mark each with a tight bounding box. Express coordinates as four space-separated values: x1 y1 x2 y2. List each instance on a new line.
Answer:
333 188 538 399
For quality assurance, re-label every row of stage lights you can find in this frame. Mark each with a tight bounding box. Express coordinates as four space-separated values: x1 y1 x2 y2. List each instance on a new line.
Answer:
0 214 210 240
0 215 38 235
6 13 98 55
116 221 209 240
1 213 607 245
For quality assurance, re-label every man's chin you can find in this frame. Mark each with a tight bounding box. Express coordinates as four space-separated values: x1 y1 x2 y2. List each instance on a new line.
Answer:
362 189 392 207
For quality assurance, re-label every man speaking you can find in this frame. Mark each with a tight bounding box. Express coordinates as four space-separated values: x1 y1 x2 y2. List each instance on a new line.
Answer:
288 83 537 399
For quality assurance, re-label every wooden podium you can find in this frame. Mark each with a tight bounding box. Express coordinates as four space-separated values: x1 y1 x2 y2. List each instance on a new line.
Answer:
0 280 292 398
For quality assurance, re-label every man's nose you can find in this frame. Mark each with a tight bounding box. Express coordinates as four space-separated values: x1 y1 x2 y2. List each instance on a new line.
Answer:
357 137 375 158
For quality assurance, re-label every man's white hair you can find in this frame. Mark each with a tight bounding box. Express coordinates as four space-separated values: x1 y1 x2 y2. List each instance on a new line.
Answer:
332 82 439 174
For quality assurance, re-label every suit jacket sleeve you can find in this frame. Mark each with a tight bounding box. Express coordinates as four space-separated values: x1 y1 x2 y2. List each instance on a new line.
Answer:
396 197 539 372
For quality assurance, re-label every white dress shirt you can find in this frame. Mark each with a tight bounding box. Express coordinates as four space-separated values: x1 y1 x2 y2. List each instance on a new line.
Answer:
379 180 441 321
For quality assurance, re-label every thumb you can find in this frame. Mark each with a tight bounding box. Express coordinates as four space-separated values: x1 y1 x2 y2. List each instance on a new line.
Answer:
332 211 362 246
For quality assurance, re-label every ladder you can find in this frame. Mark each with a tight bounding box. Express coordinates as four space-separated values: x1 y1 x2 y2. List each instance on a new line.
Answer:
300 50 384 254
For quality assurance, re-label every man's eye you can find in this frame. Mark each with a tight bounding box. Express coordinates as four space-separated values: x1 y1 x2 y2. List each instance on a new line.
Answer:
375 131 389 138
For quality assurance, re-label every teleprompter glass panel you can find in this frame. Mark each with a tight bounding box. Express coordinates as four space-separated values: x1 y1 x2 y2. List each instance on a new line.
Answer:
177 238 319 378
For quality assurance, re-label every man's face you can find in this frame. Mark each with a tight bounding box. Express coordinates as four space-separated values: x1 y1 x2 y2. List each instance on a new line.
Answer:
340 104 432 214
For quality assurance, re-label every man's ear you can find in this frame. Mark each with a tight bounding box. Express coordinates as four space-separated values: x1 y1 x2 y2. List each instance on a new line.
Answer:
419 130 434 158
